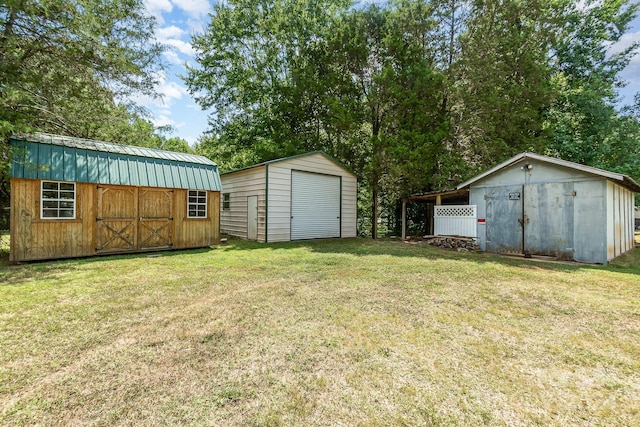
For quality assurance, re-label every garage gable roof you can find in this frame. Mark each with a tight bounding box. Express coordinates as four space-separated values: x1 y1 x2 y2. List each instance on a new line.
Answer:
10 133 222 191
221 151 356 177
457 152 640 193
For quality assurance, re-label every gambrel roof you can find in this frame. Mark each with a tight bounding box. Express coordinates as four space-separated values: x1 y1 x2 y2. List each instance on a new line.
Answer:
10 133 222 191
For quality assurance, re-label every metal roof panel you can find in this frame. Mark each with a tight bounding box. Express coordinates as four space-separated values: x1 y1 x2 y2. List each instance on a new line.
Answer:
10 134 222 191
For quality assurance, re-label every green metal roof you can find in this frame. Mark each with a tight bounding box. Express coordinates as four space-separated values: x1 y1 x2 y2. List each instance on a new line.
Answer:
10 133 222 191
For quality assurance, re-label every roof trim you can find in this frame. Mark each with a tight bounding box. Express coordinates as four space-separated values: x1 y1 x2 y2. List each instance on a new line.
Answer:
221 151 356 177
456 152 640 193
11 132 216 166
402 188 469 203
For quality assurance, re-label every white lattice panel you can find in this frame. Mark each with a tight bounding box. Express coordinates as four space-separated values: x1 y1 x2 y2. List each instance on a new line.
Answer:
434 205 477 218
434 205 477 237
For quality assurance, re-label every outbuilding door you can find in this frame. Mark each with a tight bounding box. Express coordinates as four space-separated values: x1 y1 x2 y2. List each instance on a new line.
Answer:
290 170 341 240
485 185 523 254
485 183 575 258
96 186 173 253
247 195 258 240
523 183 574 259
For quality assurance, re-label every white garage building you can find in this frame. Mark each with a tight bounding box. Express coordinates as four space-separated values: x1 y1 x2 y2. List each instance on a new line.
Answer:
220 151 357 242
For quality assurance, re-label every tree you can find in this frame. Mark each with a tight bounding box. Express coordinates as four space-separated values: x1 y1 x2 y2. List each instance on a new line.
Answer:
448 0 555 176
0 0 165 229
0 0 163 139
545 0 640 169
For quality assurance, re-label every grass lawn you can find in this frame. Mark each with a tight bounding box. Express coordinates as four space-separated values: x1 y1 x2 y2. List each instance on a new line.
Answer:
1 238 639 426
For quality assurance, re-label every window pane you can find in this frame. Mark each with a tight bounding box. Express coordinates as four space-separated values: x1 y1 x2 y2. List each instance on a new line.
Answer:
59 209 74 218
60 191 74 199
43 190 58 199
60 201 74 209
188 210 197 217
60 183 74 191
43 200 59 209
188 190 197 197
43 182 58 190
189 197 197 203
42 209 58 217
198 196 206 203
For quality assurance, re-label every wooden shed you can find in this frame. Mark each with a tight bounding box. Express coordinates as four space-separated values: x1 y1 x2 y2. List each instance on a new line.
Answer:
10 133 222 262
402 152 639 264
220 151 357 242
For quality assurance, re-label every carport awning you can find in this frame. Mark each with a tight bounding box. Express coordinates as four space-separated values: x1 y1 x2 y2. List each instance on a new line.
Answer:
402 188 469 204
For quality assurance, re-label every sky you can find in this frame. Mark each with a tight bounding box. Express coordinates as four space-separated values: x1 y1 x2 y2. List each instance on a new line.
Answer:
138 0 640 146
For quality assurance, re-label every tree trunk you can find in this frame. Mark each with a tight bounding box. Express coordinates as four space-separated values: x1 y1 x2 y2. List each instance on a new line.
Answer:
371 187 378 239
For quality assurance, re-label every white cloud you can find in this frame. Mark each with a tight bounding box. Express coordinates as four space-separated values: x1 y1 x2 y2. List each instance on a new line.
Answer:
133 73 188 109
144 0 173 23
156 25 195 59
609 30 640 56
165 38 195 56
172 0 211 17
151 114 177 128
163 50 182 65
156 25 187 40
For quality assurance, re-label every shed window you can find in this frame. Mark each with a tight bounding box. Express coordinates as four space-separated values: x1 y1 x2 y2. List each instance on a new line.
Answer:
188 190 207 218
223 193 230 210
41 181 76 219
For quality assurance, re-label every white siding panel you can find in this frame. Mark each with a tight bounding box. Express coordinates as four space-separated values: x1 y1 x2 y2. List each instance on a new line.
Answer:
272 153 357 239
291 171 341 239
220 167 266 241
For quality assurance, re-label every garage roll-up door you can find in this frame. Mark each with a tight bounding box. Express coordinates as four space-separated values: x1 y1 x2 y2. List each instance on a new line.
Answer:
291 170 341 240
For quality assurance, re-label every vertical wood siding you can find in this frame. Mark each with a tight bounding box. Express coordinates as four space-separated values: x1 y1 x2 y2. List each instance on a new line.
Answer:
174 189 220 249
11 179 96 261
10 178 220 262
220 167 266 241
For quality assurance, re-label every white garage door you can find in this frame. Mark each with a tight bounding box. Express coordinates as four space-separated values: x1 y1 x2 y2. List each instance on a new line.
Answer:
291 170 341 240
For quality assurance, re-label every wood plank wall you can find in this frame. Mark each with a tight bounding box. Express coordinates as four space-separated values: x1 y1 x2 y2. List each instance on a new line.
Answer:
10 178 220 262
10 179 95 261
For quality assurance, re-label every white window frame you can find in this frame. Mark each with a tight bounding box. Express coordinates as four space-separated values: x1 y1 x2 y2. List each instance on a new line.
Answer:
187 190 207 218
41 181 76 219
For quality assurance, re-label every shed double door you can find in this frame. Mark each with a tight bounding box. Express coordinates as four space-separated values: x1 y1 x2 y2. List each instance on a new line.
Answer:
96 186 173 253
485 183 574 258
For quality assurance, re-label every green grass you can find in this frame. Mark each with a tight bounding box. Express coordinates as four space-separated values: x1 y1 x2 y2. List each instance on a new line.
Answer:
1 237 639 426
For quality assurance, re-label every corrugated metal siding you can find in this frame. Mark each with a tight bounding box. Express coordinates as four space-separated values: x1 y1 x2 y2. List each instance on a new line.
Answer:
291 171 341 240
11 137 221 191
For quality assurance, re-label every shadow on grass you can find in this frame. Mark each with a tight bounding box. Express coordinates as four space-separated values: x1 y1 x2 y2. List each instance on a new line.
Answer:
0 246 215 285
2 235 638 284
218 235 640 275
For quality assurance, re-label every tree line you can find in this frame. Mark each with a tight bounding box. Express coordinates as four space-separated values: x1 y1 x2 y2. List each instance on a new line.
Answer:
186 0 640 237
1 0 639 235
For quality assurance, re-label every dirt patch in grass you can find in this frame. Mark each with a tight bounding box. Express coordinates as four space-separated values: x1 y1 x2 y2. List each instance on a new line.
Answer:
1 238 639 426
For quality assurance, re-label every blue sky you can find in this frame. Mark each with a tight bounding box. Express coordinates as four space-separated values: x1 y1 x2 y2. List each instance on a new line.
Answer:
138 0 640 146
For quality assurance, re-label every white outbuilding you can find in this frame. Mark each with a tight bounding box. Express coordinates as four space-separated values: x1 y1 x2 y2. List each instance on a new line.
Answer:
220 151 357 242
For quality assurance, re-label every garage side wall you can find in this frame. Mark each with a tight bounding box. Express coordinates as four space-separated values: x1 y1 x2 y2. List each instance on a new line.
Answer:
220 167 266 241
606 181 636 261
267 153 357 242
